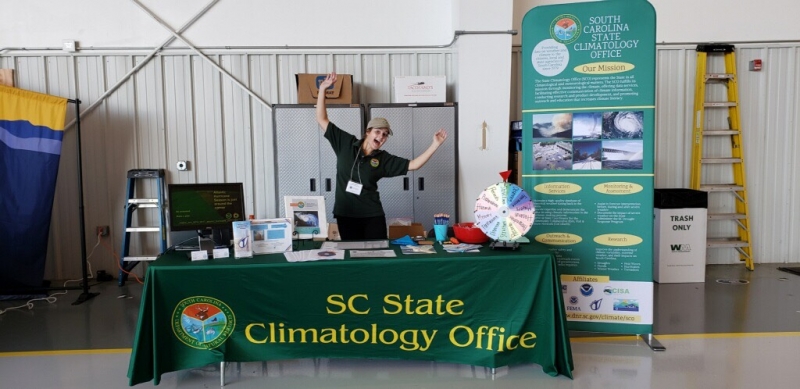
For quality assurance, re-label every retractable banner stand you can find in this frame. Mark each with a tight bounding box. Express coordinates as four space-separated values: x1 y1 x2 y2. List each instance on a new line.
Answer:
521 0 656 334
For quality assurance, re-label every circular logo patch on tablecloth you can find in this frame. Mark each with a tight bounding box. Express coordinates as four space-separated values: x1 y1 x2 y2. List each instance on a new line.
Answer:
172 296 236 350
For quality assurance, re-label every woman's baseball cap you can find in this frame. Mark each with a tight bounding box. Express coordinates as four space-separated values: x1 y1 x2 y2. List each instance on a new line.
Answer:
367 117 392 135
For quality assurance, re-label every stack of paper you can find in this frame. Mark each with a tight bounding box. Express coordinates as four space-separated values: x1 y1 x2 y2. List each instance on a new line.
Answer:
400 245 436 255
349 250 397 258
441 243 482 253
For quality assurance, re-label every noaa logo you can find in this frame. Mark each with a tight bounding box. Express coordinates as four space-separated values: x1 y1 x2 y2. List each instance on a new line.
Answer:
297 201 306 208
550 14 581 44
580 284 593 296
569 296 579 304
370 158 380 168
173 296 236 350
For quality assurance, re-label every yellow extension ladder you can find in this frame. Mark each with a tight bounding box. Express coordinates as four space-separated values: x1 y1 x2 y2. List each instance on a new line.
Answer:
690 44 753 270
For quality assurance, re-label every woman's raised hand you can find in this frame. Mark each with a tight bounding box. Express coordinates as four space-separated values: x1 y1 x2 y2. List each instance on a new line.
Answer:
319 72 337 90
433 128 448 145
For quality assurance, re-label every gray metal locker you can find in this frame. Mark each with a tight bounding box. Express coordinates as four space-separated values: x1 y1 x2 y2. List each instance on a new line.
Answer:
273 104 364 223
368 103 458 233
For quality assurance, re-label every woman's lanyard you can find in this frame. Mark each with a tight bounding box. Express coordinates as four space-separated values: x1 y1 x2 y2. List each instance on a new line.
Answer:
346 146 364 195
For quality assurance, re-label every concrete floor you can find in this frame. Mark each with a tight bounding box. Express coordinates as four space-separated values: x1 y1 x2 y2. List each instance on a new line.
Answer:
2 264 800 388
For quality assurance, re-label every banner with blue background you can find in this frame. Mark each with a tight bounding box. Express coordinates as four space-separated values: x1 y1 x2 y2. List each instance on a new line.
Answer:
0 84 67 292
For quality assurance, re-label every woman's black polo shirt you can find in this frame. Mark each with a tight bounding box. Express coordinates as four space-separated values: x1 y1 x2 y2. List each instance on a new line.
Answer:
324 122 410 218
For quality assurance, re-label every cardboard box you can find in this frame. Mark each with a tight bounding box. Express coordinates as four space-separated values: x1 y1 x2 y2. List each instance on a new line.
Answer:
0 69 14 87
388 223 427 239
296 73 353 104
394 76 446 103
328 223 341 241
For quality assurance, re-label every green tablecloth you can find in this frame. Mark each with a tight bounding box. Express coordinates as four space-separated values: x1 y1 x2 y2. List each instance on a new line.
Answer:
127 244 573 385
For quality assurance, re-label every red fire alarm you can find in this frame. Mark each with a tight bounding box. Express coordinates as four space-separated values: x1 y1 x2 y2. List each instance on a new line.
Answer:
749 59 762 71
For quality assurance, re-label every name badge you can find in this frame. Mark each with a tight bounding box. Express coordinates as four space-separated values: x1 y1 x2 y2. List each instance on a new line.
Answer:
346 180 363 195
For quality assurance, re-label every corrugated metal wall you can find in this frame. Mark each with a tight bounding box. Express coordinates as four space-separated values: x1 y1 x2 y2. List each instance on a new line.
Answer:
0 49 455 280
513 43 800 265
3 41 798 280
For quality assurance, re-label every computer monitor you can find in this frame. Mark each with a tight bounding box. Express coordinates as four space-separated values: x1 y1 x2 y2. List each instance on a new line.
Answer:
167 183 246 248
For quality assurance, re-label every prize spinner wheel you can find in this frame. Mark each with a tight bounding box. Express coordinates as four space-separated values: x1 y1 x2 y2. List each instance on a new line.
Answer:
473 182 535 246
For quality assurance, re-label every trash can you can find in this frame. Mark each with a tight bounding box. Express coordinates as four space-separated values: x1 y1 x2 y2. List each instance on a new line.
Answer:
653 189 708 283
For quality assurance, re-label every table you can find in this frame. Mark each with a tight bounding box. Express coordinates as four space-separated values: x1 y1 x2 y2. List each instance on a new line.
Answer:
127 244 574 385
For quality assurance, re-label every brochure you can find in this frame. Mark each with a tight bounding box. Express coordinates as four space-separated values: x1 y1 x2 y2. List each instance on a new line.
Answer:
251 218 293 254
232 220 253 258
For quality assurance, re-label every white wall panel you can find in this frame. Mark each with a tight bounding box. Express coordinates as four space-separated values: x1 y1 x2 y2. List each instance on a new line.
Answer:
15 57 47 93
102 56 137 271
276 54 304 105
332 54 361 102
190 55 223 184
44 56 80 281
164 55 194 185
248 55 277 219
304 54 330 74
654 47 692 189
735 45 800 266
133 56 167 175
220 54 254 216
360 54 391 103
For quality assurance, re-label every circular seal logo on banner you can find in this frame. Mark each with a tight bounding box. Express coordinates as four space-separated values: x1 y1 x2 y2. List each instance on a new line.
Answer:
172 296 236 350
370 158 379 168
550 14 581 44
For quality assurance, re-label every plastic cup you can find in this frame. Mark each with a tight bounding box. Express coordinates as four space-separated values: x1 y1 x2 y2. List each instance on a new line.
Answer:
433 225 448 241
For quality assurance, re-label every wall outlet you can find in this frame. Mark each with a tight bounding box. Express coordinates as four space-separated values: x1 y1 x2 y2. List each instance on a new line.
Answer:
96 225 109 237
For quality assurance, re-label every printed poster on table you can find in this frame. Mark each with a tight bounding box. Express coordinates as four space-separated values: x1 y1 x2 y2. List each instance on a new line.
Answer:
284 196 328 240
521 0 656 334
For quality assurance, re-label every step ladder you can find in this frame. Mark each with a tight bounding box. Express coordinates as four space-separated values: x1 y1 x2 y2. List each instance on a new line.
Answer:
118 169 167 285
690 44 754 270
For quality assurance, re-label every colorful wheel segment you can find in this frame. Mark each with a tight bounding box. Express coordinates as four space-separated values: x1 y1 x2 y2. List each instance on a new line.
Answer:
473 182 535 241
